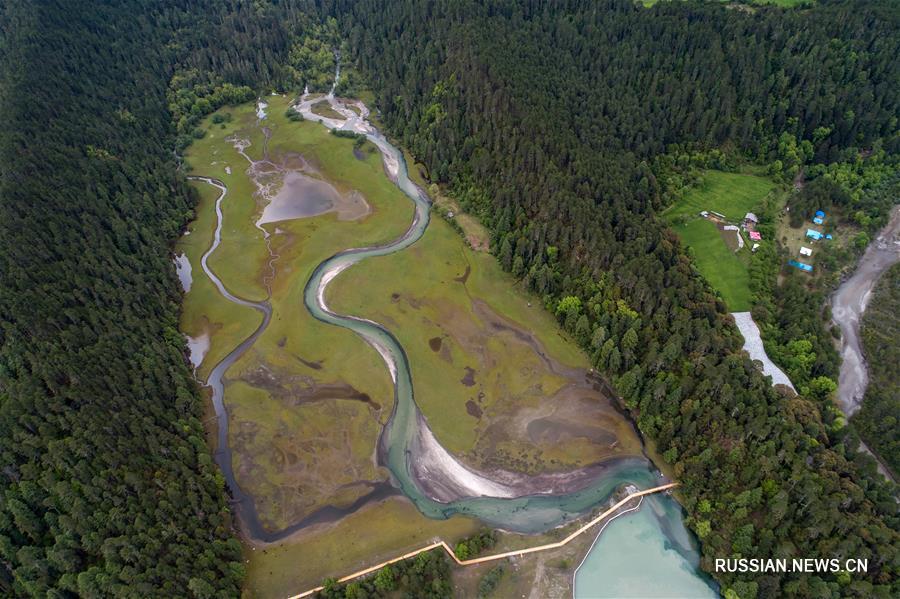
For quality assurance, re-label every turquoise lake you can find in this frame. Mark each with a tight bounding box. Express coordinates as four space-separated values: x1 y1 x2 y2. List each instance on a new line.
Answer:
575 494 719 598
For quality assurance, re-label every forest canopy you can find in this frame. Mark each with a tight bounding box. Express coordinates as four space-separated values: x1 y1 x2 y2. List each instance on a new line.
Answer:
1 0 898 597
328 0 900 597
0 1 250 596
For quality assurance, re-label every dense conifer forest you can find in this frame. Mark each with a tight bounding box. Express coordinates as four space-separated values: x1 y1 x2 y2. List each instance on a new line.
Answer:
328 0 900 597
1 0 898 597
0 1 249 595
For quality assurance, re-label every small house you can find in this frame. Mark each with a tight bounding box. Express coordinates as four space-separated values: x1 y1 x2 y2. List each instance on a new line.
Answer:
806 229 823 241
789 259 813 272
749 231 762 241
799 246 812 257
751 243 760 252
700 210 709 218
813 210 826 225
743 212 759 231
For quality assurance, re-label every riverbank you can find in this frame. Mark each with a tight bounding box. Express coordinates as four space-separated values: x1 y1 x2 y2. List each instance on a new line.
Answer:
832 205 900 416
286 484 678 599
832 205 900 481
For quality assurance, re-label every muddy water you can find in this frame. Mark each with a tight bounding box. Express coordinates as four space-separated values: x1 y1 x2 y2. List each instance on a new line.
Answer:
174 252 192 292
832 206 900 416
257 171 338 224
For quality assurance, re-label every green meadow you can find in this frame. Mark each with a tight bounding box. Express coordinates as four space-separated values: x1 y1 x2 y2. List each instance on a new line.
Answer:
677 218 753 310
663 169 775 222
663 169 778 312
182 95 643 595
180 95 410 530
330 211 644 474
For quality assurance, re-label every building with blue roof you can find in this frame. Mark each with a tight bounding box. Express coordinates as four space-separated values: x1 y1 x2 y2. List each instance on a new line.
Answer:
789 260 813 272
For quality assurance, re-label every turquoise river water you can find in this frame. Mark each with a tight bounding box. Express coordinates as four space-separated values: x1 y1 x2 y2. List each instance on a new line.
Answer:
193 73 718 595
296 84 719 596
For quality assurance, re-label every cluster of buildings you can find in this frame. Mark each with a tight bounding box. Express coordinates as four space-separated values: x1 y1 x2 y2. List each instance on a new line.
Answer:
700 202 832 272
790 210 832 273
697 210 765 252
697 207 835 274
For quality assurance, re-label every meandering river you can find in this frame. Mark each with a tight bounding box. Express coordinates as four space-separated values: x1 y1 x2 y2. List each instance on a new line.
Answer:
188 68 714 594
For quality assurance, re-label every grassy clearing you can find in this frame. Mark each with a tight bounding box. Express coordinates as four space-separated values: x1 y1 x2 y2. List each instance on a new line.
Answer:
329 212 643 473
775 208 859 276
678 218 753 310
664 170 778 311
243 498 480 599
663 169 775 222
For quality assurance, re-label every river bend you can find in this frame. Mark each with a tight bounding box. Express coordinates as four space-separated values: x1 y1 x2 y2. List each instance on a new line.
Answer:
189 80 701 570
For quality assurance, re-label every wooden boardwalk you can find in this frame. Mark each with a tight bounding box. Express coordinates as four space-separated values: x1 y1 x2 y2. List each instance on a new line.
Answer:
287 482 678 598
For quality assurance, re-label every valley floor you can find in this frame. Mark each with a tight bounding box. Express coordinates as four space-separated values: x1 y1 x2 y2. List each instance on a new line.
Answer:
178 94 647 596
